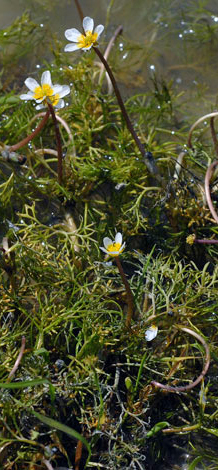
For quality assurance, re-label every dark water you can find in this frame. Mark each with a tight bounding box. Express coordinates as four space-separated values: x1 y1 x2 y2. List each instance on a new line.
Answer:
1 0 218 119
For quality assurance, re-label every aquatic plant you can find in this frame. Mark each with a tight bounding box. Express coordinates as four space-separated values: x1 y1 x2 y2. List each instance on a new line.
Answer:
65 16 104 52
0 1 218 469
20 70 70 110
65 9 158 176
100 232 134 328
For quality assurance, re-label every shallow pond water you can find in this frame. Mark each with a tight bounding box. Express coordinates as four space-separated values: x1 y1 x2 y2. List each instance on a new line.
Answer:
1 0 218 116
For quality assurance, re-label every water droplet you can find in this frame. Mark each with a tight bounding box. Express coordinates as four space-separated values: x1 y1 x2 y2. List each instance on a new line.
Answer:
179 33 183 38
150 64 155 71
40 23 44 27
119 42 124 51
36 64 41 69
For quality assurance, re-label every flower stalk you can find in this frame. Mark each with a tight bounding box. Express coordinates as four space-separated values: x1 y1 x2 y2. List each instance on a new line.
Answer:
100 233 134 328
70 1 158 177
93 46 158 175
115 256 134 328
9 110 50 152
47 102 63 185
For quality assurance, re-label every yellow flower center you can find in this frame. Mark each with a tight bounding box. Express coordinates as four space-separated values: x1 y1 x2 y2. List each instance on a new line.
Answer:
107 242 122 256
50 93 60 106
33 84 55 101
78 30 98 49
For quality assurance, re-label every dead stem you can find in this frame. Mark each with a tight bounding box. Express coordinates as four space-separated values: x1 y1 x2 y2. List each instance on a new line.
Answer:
205 160 218 223
151 326 210 393
187 112 218 148
195 238 218 244
162 423 201 434
9 110 50 152
30 112 75 149
175 112 218 177
75 440 83 470
98 25 123 93
210 117 218 156
7 336 26 381
42 459 54 470
115 256 134 328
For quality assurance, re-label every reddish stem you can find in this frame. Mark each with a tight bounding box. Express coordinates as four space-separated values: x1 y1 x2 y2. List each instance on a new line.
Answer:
151 327 210 393
9 110 50 152
205 160 218 224
210 117 218 157
74 0 84 22
93 47 158 176
7 336 26 381
195 238 218 244
73 0 158 176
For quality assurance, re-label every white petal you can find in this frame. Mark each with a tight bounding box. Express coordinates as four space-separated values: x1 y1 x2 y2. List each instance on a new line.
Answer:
100 247 109 254
41 70 52 86
58 85 70 98
52 85 64 95
65 28 81 42
120 242 126 252
36 103 46 110
55 99 65 109
64 43 80 52
115 232 122 245
20 92 34 100
94 24 104 38
103 237 113 249
83 17 94 33
145 325 158 342
25 77 39 92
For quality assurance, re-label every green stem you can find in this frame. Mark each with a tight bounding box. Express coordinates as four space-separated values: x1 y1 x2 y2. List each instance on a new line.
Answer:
115 256 134 328
47 102 63 185
9 110 50 152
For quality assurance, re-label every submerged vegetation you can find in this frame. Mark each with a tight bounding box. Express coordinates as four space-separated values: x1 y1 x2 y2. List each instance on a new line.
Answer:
0 0 218 469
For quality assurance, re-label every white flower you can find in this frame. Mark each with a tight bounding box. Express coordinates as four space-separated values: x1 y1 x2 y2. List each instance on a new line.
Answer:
145 324 158 342
100 232 125 257
64 16 104 52
20 70 70 110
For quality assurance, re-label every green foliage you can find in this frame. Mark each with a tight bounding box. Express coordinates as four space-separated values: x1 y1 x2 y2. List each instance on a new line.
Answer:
0 2 218 469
